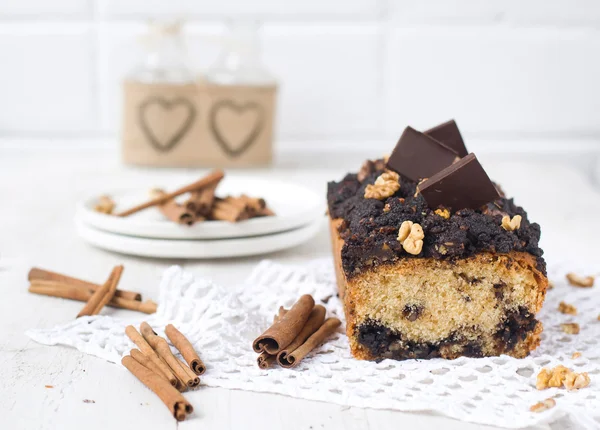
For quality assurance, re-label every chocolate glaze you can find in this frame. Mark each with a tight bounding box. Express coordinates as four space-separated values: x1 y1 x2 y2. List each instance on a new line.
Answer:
356 306 538 360
327 160 545 278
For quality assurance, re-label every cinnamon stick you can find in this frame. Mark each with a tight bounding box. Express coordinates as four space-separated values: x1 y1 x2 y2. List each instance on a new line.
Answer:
275 307 288 321
185 182 219 217
257 351 276 370
257 207 276 217
277 305 326 367
257 308 289 369
76 265 124 318
130 348 173 385
253 295 315 355
150 189 195 226
164 324 206 375
116 169 225 217
122 355 193 421
125 325 177 387
279 318 341 369
210 199 249 222
28 267 141 301
140 322 200 388
237 195 266 216
29 281 157 314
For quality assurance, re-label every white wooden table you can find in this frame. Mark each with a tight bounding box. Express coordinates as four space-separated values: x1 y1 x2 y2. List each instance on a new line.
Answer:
1 148 596 430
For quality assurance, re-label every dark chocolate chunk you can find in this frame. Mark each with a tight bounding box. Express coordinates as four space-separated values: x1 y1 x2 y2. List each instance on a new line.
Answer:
424 119 468 158
419 153 500 210
402 304 424 321
356 308 539 360
386 126 458 182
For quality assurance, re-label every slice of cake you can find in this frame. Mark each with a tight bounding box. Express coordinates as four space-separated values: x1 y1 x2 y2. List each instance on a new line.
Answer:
327 122 547 361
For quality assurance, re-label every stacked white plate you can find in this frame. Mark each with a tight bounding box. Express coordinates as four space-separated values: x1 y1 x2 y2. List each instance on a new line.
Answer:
75 177 325 259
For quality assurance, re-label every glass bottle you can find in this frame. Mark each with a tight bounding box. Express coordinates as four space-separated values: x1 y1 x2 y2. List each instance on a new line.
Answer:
122 21 201 167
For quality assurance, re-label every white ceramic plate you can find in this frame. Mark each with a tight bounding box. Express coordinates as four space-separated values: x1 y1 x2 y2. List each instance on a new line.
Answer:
76 218 324 259
76 177 324 239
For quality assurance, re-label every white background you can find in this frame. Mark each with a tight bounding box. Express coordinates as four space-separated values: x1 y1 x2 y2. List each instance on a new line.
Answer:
1 0 600 163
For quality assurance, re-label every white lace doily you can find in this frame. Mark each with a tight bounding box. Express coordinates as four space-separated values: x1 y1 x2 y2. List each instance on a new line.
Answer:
26 260 600 429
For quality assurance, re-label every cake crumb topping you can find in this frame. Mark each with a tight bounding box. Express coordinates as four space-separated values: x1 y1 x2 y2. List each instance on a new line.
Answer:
327 158 545 278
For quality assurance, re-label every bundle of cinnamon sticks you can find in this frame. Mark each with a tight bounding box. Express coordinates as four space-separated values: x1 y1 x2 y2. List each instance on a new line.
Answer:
95 169 275 225
253 295 341 369
27 266 157 316
123 322 205 421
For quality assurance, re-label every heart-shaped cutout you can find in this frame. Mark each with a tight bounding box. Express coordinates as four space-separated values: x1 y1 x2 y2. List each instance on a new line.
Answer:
138 97 196 153
209 100 264 158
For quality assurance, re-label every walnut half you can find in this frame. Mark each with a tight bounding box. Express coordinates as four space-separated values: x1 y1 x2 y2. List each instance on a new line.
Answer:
501 215 522 231
397 221 424 255
536 365 590 391
364 170 400 200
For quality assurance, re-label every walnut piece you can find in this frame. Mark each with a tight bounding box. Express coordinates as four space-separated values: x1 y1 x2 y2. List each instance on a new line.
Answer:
536 365 590 391
558 301 577 315
501 215 522 231
93 195 115 214
397 220 424 255
566 273 595 288
529 398 556 413
435 208 450 219
563 372 590 391
560 323 580 334
364 171 400 200
547 280 555 290
572 352 582 359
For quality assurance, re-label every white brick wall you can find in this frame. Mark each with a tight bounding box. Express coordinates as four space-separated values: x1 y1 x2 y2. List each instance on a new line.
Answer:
0 0 599 152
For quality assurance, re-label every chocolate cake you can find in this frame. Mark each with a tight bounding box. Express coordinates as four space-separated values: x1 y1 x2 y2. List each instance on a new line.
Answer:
327 122 548 361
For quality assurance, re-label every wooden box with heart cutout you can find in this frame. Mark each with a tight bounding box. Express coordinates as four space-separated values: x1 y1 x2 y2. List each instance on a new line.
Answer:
122 80 203 167
197 82 277 167
121 80 276 167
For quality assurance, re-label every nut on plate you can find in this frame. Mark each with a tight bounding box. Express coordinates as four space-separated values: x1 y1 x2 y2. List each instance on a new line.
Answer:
93 195 115 214
501 215 522 231
397 221 424 255
364 171 400 200
566 273 594 288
